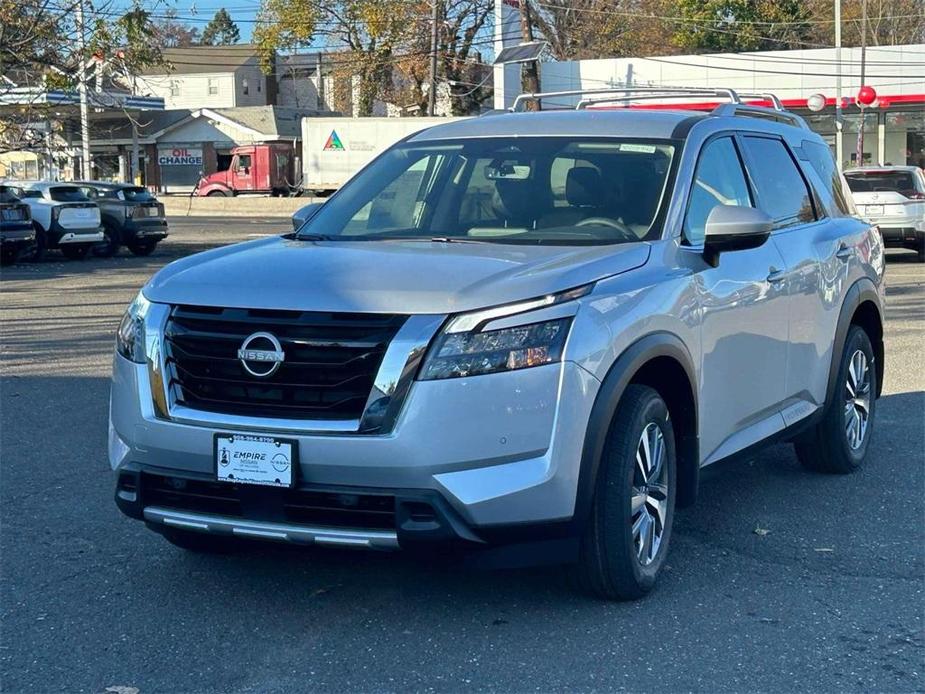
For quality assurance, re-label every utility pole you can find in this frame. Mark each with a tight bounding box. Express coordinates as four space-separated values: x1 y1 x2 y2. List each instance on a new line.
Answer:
835 0 844 170
428 0 439 116
857 0 868 166
519 0 540 110
76 0 92 179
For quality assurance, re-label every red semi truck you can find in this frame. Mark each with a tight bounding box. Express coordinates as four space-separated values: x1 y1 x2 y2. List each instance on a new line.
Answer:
195 143 295 197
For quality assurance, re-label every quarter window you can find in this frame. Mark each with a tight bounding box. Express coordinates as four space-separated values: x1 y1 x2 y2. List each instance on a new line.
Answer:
741 136 816 228
684 136 752 246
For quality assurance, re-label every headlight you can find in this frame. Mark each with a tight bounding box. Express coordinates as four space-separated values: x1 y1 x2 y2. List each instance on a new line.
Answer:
116 291 151 363
420 318 571 380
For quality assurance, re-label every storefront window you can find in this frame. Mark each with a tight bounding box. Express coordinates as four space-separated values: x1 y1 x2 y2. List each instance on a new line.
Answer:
885 110 925 168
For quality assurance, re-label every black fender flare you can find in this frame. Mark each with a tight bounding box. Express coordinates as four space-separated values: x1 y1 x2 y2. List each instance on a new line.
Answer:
573 332 699 529
825 277 885 409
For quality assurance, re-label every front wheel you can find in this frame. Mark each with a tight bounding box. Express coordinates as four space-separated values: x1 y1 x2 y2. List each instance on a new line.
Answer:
92 222 120 257
795 325 877 473
61 244 91 260
570 384 676 600
0 246 20 266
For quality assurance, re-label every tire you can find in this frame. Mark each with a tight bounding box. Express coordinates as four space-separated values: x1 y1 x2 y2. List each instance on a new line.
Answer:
61 244 91 260
127 241 158 257
0 246 20 266
22 223 46 262
917 238 924 263
207 190 228 197
160 528 241 554
569 384 677 601
92 222 120 257
795 325 877 473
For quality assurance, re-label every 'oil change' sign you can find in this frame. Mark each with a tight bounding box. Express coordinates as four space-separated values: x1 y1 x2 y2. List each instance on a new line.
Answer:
158 147 203 166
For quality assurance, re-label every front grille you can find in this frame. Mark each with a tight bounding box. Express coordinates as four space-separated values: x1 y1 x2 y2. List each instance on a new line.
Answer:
143 474 397 529
165 305 406 420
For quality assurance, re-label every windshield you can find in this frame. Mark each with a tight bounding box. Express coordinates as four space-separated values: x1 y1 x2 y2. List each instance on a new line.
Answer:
298 137 677 245
49 186 90 203
845 171 921 197
0 186 21 203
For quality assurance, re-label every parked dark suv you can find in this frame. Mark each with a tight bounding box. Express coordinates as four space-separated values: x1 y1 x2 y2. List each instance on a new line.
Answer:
0 184 35 266
75 182 168 257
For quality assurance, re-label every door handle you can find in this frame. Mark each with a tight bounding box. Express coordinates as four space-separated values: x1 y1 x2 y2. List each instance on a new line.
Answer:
767 268 787 283
836 244 852 261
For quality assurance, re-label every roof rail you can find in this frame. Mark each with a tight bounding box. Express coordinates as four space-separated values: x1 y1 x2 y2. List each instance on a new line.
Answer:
511 86 808 129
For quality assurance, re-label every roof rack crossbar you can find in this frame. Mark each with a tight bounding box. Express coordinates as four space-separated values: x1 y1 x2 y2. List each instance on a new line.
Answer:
511 87 745 112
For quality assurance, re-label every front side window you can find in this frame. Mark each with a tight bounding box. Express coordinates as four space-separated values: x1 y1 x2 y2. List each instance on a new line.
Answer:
741 136 816 228
683 136 752 246
298 137 677 245
236 155 252 171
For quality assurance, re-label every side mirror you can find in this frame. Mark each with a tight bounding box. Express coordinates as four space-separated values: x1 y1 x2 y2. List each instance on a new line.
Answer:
703 205 772 267
291 202 324 231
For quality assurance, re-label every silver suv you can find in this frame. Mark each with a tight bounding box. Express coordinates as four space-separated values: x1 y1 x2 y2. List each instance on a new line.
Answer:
110 89 885 600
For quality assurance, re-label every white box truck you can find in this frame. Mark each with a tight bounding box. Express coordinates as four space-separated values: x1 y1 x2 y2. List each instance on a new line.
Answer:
301 117 468 194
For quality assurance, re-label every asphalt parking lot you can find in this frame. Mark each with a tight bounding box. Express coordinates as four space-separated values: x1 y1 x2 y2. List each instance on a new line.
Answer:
1 217 923 693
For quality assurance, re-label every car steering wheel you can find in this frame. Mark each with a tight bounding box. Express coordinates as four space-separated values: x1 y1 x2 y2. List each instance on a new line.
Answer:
576 216 636 239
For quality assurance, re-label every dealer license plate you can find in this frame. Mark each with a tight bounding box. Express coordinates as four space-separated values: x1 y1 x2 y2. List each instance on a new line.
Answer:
865 204 884 216
214 433 296 487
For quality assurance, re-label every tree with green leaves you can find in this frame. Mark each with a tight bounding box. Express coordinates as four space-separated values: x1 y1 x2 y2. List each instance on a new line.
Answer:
672 0 814 53
201 9 241 46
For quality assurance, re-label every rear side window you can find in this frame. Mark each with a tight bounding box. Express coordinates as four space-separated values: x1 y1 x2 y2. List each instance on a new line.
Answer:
49 187 90 202
684 136 752 246
802 140 853 215
740 137 815 228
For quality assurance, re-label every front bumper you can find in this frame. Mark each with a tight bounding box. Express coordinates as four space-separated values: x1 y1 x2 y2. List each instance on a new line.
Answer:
110 348 600 552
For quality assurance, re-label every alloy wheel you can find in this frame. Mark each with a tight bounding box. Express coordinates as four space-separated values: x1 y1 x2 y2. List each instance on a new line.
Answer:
844 349 871 450
631 422 669 566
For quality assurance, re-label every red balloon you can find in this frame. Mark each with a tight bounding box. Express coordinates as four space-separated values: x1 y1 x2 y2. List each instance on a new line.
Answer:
857 85 877 106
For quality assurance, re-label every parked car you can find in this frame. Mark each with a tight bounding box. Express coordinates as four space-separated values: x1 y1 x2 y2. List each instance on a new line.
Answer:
73 181 168 257
194 143 295 197
0 184 36 265
111 89 885 600
844 165 925 262
17 182 104 260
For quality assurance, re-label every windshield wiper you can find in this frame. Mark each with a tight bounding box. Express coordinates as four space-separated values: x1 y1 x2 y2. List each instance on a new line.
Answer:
295 233 336 241
429 236 490 244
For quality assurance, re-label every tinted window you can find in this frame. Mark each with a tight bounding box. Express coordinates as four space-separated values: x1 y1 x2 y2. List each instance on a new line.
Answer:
121 187 155 202
0 186 21 203
298 137 676 246
684 137 752 246
802 140 852 215
844 171 922 197
49 187 90 202
741 137 815 228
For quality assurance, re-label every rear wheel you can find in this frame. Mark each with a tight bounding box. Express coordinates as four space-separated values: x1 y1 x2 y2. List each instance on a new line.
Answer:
21 223 46 262
0 246 20 266
127 240 158 256
570 385 676 600
92 222 120 257
159 528 241 553
61 244 91 260
795 325 877 473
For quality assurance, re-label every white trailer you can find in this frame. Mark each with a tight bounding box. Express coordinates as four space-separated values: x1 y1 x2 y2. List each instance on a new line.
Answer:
301 117 468 193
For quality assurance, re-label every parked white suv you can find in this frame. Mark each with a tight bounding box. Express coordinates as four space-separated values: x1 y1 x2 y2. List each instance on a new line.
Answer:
845 166 925 262
17 181 104 260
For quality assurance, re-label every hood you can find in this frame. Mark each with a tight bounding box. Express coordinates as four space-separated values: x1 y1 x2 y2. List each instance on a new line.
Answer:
144 236 650 314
